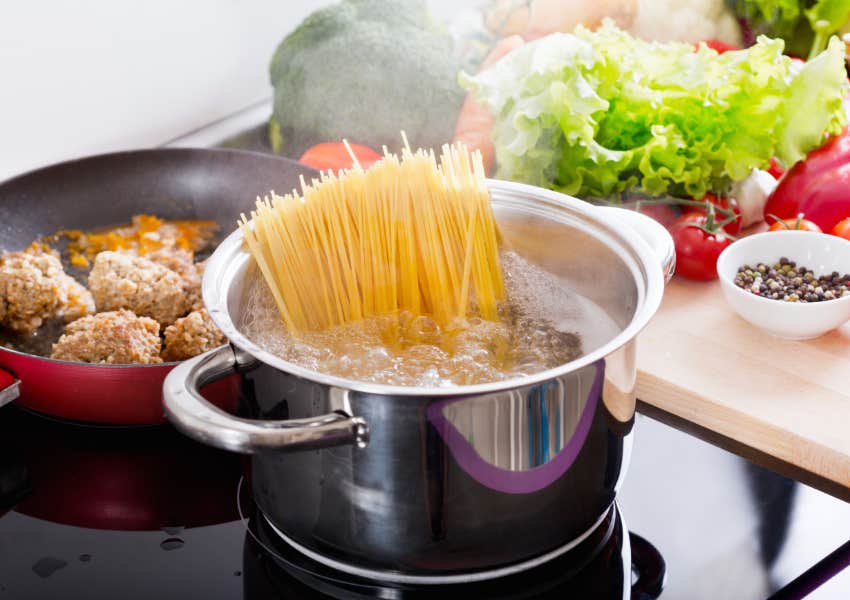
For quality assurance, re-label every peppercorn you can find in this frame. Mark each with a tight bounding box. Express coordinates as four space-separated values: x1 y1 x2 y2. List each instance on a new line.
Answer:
734 261 850 303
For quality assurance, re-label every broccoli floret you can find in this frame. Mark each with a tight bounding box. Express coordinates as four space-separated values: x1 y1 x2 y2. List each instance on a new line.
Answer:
269 0 465 156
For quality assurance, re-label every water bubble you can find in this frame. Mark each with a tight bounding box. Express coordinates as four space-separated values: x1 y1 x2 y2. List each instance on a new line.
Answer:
160 538 185 551
238 250 619 386
32 557 67 578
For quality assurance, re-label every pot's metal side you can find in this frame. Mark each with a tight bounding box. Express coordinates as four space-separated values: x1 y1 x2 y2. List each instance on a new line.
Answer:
163 179 671 577
245 351 634 575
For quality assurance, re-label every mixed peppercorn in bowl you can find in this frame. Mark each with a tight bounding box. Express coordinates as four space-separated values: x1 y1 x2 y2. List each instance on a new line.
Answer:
716 231 850 340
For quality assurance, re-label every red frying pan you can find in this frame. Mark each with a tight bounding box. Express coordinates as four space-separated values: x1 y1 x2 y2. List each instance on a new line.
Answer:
0 148 314 424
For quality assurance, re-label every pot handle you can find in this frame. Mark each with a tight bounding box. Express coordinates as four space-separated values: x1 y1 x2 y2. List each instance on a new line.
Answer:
163 345 369 454
0 368 20 409
597 207 676 283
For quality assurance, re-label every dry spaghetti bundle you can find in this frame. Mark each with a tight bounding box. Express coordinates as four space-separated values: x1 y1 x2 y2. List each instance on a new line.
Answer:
238 142 505 334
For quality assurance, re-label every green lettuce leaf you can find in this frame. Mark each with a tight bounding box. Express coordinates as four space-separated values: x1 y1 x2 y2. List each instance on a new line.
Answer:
461 21 848 199
776 36 849 163
732 0 850 59
733 0 804 48
805 0 850 57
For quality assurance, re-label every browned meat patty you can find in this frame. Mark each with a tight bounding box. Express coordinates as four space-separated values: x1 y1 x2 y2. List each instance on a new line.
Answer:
88 251 189 326
51 309 162 364
188 259 207 311
161 308 225 361
144 248 204 311
59 275 96 323
0 248 94 333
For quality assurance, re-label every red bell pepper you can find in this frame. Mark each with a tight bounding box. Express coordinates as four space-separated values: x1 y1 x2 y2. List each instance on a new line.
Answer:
299 142 381 173
694 39 738 53
763 128 850 232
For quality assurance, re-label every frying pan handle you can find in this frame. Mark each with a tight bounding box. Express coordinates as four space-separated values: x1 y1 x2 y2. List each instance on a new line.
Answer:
597 206 676 283
0 368 20 409
163 345 369 454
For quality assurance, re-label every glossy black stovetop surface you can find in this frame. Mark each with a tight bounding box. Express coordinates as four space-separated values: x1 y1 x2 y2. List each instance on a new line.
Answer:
242 493 666 599
1 403 849 599
0 406 661 600
241 481 664 600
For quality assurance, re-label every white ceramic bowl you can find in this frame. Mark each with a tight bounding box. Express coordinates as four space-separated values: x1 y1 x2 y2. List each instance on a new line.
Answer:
716 231 850 340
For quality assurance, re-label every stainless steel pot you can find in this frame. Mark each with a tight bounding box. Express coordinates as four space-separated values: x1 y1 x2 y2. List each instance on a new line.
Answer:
163 179 674 582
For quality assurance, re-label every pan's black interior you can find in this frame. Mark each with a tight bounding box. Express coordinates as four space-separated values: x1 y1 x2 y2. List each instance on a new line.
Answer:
0 148 315 355
0 148 315 252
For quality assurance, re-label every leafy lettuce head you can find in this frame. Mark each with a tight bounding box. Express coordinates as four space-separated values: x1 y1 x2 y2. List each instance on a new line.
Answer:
461 21 848 199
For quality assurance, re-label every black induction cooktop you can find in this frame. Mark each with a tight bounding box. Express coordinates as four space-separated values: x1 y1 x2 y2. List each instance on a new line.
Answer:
239 475 664 600
242 503 663 599
1 395 849 599
0 406 664 599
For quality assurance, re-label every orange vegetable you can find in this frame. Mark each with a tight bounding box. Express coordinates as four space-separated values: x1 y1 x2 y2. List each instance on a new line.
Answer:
767 214 822 232
829 217 850 240
299 142 381 173
453 35 525 175
61 215 217 266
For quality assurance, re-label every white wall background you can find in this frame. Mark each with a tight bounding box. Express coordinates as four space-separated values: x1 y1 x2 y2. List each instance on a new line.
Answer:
0 0 477 181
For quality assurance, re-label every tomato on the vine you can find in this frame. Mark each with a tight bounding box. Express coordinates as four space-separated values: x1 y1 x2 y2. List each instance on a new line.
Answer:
670 213 733 281
829 217 850 240
684 193 742 235
767 214 822 233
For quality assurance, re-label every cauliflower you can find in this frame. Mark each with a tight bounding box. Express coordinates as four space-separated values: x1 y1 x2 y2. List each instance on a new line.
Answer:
628 0 742 45
473 0 740 48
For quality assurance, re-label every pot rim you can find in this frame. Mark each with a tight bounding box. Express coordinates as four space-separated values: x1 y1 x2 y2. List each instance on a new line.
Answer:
203 179 664 397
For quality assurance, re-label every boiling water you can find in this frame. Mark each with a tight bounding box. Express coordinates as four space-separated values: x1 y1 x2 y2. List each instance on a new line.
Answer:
240 251 621 386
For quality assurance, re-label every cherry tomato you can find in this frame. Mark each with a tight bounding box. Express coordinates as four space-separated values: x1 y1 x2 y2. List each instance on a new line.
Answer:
684 193 742 235
767 158 785 180
299 142 381 173
767 214 822 232
670 214 732 281
829 217 850 240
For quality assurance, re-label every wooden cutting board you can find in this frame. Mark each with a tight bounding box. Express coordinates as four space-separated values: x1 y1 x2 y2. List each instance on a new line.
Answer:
636 277 850 493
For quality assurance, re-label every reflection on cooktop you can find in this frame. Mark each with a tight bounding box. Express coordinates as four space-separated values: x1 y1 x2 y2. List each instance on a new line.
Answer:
2 404 850 599
0 407 667 600
237 475 664 600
